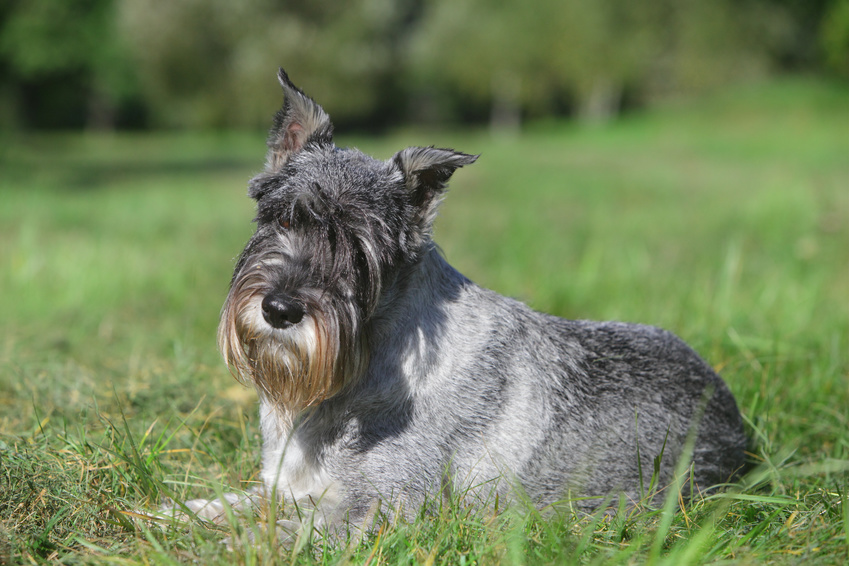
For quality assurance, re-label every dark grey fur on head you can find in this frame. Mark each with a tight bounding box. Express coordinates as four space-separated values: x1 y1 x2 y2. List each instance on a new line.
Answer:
180 68 746 535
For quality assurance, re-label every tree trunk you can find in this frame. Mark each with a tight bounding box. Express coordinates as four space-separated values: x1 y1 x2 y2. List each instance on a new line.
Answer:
86 88 116 132
490 71 521 137
578 77 622 126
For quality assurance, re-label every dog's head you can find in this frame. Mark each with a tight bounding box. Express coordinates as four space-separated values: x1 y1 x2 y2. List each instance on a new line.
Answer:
219 69 477 413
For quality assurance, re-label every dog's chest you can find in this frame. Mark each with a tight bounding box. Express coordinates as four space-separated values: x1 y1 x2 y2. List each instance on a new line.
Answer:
258 403 341 507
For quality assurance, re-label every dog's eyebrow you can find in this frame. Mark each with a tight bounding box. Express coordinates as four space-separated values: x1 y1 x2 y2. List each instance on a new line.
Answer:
248 171 289 200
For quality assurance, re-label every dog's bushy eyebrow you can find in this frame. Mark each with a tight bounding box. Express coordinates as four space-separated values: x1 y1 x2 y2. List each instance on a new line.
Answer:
253 183 357 229
247 170 285 201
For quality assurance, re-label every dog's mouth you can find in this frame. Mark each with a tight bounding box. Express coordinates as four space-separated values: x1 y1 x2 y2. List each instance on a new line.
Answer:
217 257 370 412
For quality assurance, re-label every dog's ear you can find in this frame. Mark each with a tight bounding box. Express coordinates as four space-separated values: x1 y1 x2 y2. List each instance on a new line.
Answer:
266 69 333 171
393 147 478 234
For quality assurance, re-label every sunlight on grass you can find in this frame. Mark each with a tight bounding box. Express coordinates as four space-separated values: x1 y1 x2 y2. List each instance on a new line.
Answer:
0 78 847 564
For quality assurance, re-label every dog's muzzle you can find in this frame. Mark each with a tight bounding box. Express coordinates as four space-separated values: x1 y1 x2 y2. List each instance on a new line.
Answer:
261 294 305 329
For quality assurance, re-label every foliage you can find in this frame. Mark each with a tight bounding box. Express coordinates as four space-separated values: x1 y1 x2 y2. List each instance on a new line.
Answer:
0 0 138 129
409 0 787 126
821 0 849 77
0 78 847 563
115 0 417 128
0 0 844 130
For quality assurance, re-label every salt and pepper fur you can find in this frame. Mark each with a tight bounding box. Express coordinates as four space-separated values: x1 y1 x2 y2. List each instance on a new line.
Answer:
177 69 746 535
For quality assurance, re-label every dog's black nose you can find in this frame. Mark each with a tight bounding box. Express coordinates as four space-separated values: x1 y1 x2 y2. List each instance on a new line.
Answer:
261 295 305 328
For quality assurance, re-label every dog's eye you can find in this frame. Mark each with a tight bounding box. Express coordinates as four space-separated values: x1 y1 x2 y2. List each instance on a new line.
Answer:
278 217 291 230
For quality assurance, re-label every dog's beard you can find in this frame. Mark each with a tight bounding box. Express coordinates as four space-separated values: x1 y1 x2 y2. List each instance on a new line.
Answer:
218 264 368 416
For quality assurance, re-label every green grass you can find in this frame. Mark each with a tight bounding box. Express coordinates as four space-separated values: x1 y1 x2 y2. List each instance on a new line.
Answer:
1 77 847 564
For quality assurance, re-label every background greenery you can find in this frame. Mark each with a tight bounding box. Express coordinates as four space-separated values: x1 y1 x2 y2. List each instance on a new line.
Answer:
1 0 848 130
0 77 847 563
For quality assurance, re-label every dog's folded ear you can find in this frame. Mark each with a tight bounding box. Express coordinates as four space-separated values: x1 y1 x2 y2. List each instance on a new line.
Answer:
393 147 478 198
393 146 478 248
394 146 477 203
266 69 333 171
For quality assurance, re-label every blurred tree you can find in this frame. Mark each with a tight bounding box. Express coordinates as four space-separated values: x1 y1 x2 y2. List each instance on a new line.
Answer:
0 0 138 129
766 0 840 70
0 0 840 130
117 0 419 129
409 0 790 128
538 0 655 124
820 0 849 77
407 0 538 130
640 0 792 97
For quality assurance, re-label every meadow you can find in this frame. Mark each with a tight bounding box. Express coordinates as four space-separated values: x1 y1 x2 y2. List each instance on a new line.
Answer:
0 78 847 564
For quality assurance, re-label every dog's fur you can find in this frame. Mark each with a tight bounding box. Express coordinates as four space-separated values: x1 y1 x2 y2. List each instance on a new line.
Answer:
174 69 746 535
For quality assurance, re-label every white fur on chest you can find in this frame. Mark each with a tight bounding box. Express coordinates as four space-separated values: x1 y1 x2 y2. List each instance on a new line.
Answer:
259 401 341 509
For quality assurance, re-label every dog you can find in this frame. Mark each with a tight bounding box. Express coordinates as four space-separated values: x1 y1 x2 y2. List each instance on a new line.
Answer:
170 69 746 537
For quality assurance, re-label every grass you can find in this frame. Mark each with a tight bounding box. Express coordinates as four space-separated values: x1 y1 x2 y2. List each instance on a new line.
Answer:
0 76 847 564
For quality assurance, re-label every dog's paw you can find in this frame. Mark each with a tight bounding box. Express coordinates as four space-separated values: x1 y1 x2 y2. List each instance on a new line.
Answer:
155 492 256 525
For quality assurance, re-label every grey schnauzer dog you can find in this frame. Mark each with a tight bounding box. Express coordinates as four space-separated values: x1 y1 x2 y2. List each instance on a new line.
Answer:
178 69 746 533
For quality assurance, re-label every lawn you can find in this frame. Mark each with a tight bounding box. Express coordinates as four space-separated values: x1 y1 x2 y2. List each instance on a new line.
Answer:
0 77 847 564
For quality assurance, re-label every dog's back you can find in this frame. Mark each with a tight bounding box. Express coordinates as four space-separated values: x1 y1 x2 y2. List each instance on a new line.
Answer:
303 251 746 516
